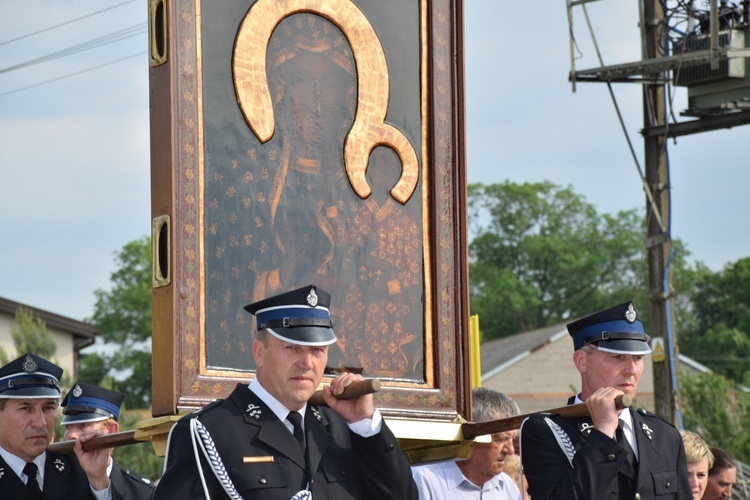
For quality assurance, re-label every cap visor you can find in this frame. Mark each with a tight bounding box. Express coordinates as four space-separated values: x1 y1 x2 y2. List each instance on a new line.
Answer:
266 326 337 346
0 387 61 398
595 339 652 355
62 413 109 425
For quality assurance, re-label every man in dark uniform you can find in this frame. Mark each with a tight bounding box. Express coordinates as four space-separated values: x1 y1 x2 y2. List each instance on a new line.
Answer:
0 352 117 499
520 302 692 499
62 382 155 499
154 284 418 499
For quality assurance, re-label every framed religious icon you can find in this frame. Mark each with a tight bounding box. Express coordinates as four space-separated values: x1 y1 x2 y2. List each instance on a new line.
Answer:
149 0 470 423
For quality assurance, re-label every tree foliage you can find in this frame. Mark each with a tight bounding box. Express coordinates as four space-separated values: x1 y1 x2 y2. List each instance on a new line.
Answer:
4 306 57 363
679 257 750 384
681 371 750 463
468 181 648 340
82 236 152 408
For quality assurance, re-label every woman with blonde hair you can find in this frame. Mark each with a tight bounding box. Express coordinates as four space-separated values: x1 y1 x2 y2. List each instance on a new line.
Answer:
503 454 530 500
681 430 714 499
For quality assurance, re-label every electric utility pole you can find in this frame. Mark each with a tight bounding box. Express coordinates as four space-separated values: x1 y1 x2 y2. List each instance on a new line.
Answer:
642 0 680 425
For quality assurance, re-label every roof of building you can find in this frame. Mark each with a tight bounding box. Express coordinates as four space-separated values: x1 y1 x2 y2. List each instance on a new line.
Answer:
480 322 713 381
480 322 568 380
0 296 98 349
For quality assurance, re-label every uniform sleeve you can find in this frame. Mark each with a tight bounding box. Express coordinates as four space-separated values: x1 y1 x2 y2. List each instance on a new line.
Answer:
520 416 627 499
89 484 112 500
350 419 419 500
152 418 215 499
110 464 155 500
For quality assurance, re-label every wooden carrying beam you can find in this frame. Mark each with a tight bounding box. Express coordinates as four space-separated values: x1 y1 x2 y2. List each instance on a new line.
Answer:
48 380 382 455
461 395 632 440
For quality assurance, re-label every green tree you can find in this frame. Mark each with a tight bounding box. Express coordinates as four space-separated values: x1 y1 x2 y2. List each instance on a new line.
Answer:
679 257 750 384
468 181 648 340
82 236 152 408
4 306 57 363
680 371 750 463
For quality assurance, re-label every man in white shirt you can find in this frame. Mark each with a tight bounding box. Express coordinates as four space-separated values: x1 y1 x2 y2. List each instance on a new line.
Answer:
412 388 523 500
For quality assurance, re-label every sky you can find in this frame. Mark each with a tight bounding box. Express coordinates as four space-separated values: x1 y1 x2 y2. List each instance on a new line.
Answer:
0 0 748 322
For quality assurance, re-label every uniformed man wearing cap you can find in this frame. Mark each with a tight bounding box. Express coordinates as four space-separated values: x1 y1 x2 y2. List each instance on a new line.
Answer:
0 352 119 499
519 302 692 499
61 382 155 499
155 285 418 499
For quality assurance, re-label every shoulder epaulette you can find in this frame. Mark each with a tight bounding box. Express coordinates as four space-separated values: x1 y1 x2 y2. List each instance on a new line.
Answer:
191 398 225 416
636 407 676 427
123 468 155 486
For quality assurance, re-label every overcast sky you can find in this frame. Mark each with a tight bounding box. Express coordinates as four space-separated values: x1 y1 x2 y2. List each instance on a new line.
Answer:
1 1 747 322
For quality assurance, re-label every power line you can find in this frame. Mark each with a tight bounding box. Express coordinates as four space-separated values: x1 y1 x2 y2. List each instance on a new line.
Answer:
0 0 137 47
0 52 143 98
0 23 147 75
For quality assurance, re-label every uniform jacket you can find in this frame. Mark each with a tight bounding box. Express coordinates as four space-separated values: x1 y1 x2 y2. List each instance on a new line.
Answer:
110 461 155 499
154 383 418 499
0 451 109 499
520 398 692 499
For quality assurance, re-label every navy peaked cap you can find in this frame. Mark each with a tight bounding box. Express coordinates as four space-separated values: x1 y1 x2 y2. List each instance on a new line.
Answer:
62 381 126 424
567 302 652 355
244 285 337 346
0 353 62 398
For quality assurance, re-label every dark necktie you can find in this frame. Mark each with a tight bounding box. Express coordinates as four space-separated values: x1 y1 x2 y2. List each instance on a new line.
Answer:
23 462 42 500
616 420 638 471
287 411 306 457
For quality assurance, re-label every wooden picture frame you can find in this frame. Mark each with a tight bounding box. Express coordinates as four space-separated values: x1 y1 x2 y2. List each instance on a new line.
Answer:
149 0 470 423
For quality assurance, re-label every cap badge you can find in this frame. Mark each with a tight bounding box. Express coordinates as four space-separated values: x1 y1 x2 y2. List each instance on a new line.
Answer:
306 288 319 307
22 354 38 373
72 383 83 398
246 404 262 419
624 303 637 323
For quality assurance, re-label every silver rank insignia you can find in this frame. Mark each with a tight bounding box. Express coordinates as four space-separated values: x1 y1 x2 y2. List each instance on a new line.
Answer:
0 467 4 479
579 422 594 437
53 458 66 473
306 288 318 307
311 406 323 422
641 422 654 441
22 354 38 373
246 404 262 419
72 383 83 397
625 303 637 323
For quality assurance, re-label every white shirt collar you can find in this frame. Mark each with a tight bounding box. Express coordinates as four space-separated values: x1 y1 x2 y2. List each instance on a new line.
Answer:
447 460 511 492
248 377 306 431
0 446 45 486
